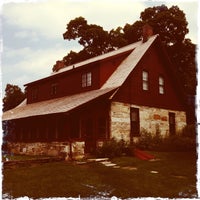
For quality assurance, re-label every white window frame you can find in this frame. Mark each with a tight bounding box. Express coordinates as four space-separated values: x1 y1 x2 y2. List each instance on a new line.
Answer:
51 83 58 95
82 72 92 87
32 88 38 100
159 76 164 94
142 71 149 91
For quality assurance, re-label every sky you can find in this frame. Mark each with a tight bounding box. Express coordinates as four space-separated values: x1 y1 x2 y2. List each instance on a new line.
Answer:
0 0 199 95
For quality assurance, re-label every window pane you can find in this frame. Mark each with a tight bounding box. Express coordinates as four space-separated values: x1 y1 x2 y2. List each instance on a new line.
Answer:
143 82 148 90
159 77 164 85
82 72 92 87
142 71 149 91
87 72 92 86
159 76 164 94
159 86 164 94
82 74 87 87
142 71 148 81
51 84 58 95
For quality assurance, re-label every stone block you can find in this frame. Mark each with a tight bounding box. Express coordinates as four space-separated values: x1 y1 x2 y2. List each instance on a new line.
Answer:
161 116 168 121
153 114 161 120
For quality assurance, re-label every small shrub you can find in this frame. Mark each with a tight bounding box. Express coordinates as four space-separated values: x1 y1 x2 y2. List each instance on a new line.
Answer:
162 135 196 152
181 124 197 139
136 128 196 152
135 129 163 151
96 138 128 158
135 130 153 150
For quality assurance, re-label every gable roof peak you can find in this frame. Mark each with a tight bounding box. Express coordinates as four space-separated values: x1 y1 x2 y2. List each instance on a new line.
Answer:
101 34 159 89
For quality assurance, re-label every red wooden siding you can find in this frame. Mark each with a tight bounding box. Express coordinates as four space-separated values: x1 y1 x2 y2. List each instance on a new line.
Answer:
113 44 185 111
26 52 130 104
99 52 131 87
26 64 100 104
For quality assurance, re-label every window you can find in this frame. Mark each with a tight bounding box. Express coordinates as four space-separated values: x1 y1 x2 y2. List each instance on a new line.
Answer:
169 112 175 135
51 83 58 95
159 76 164 94
32 88 38 100
142 71 149 91
82 72 92 87
130 107 140 137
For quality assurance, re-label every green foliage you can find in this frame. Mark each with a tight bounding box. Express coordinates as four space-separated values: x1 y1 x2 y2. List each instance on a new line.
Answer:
62 17 112 66
123 20 144 43
136 129 162 150
161 135 196 152
136 127 196 152
3 84 25 112
96 125 196 157
96 138 129 158
167 39 197 95
140 5 189 46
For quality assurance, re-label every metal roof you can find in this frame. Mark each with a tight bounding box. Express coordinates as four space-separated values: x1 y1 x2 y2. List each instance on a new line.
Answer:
2 35 158 121
2 87 117 121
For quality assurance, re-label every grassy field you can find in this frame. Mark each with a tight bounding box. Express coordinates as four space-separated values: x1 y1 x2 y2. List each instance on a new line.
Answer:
2 151 197 199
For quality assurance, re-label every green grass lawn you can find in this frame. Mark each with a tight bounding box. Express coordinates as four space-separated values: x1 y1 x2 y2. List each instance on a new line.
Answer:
2 151 197 199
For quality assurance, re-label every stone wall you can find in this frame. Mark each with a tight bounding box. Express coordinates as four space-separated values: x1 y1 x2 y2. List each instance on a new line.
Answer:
110 102 186 142
110 102 131 142
7 141 85 160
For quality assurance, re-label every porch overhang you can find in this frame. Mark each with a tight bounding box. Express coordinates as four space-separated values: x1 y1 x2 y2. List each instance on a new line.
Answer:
2 87 117 121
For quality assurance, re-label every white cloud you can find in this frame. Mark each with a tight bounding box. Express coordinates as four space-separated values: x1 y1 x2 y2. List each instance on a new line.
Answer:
2 0 197 43
3 46 32 58
2 42 82 89
14 30 39 42
2 0 146 40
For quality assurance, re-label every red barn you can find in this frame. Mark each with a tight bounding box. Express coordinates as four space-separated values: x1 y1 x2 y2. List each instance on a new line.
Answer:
2 34 187 158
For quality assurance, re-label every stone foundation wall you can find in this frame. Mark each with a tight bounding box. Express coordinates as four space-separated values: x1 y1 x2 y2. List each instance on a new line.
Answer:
7 141 85 160
110 102 186 142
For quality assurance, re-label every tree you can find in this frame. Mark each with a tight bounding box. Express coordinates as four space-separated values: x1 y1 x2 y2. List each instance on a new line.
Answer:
3 84 25 112
123 20 145 43
140 5 189 46
62 17 112 66
109 27 128 49
167 39 197 95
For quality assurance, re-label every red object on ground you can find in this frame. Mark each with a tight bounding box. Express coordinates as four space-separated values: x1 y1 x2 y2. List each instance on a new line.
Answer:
134 148 155 160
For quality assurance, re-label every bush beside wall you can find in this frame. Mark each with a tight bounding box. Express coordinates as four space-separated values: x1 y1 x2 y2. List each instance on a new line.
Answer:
136 125 196 152
97 125 196 158
95 138 131 158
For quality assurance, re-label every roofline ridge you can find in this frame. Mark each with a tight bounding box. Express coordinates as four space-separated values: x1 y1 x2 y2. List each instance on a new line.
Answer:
54 34 159 76
53 41 141 75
